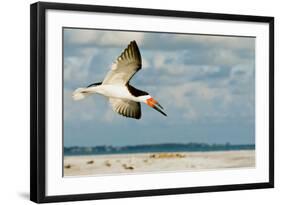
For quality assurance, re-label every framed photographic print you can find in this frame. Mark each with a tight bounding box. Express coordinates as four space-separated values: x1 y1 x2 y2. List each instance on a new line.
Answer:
30 1 274 203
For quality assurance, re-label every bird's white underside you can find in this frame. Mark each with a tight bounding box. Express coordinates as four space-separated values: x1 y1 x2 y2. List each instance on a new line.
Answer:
83 85 150 102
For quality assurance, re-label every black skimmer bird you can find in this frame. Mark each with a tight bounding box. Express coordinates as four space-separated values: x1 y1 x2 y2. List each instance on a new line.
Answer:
72 41 167 119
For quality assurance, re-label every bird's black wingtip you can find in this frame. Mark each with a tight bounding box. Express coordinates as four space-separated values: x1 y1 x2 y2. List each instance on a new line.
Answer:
131 40 137 45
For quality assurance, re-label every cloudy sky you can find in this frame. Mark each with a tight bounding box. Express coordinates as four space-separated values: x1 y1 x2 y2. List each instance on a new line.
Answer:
63 28 255 147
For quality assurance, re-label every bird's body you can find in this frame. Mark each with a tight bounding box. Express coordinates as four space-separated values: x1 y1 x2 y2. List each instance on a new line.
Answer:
85 85 140 102
72 41 166 119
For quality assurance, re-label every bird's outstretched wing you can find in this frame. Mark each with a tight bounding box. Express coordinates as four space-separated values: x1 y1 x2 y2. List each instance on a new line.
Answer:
102 41 142 85
109 98 141 119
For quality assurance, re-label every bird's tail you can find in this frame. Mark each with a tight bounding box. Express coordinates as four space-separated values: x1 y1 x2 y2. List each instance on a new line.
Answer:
72 88 91 100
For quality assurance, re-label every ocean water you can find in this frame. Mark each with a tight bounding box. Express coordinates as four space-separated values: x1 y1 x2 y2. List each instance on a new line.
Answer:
64 143 255 156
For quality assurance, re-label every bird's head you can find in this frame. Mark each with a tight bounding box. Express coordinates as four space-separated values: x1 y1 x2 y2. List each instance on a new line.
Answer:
139 95 167 117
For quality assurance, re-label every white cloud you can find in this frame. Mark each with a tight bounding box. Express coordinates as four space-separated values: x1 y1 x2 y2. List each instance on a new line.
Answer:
154 77 254 124
211 49 242 66
64 56 89 82
141 57 150 69
153 54 166 69
65 29 144 47
64 47 98 83
171 34 255 51
140 33 255 53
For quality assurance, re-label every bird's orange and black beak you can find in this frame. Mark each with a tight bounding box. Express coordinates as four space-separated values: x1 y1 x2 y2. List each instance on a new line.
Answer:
146 98 167 117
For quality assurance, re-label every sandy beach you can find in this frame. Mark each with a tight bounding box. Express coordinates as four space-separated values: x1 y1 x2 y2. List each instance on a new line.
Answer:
64 150 255 176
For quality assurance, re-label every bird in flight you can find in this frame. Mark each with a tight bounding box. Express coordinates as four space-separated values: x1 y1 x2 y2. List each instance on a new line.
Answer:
72 41 167 119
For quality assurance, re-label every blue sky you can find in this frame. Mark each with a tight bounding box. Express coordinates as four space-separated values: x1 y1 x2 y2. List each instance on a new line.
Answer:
63 28 255 147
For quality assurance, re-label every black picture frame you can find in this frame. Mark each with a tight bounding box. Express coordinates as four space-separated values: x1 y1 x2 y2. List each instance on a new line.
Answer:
30 1 274 203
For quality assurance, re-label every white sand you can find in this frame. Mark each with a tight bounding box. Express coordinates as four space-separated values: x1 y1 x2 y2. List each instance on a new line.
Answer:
64 150 255 176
